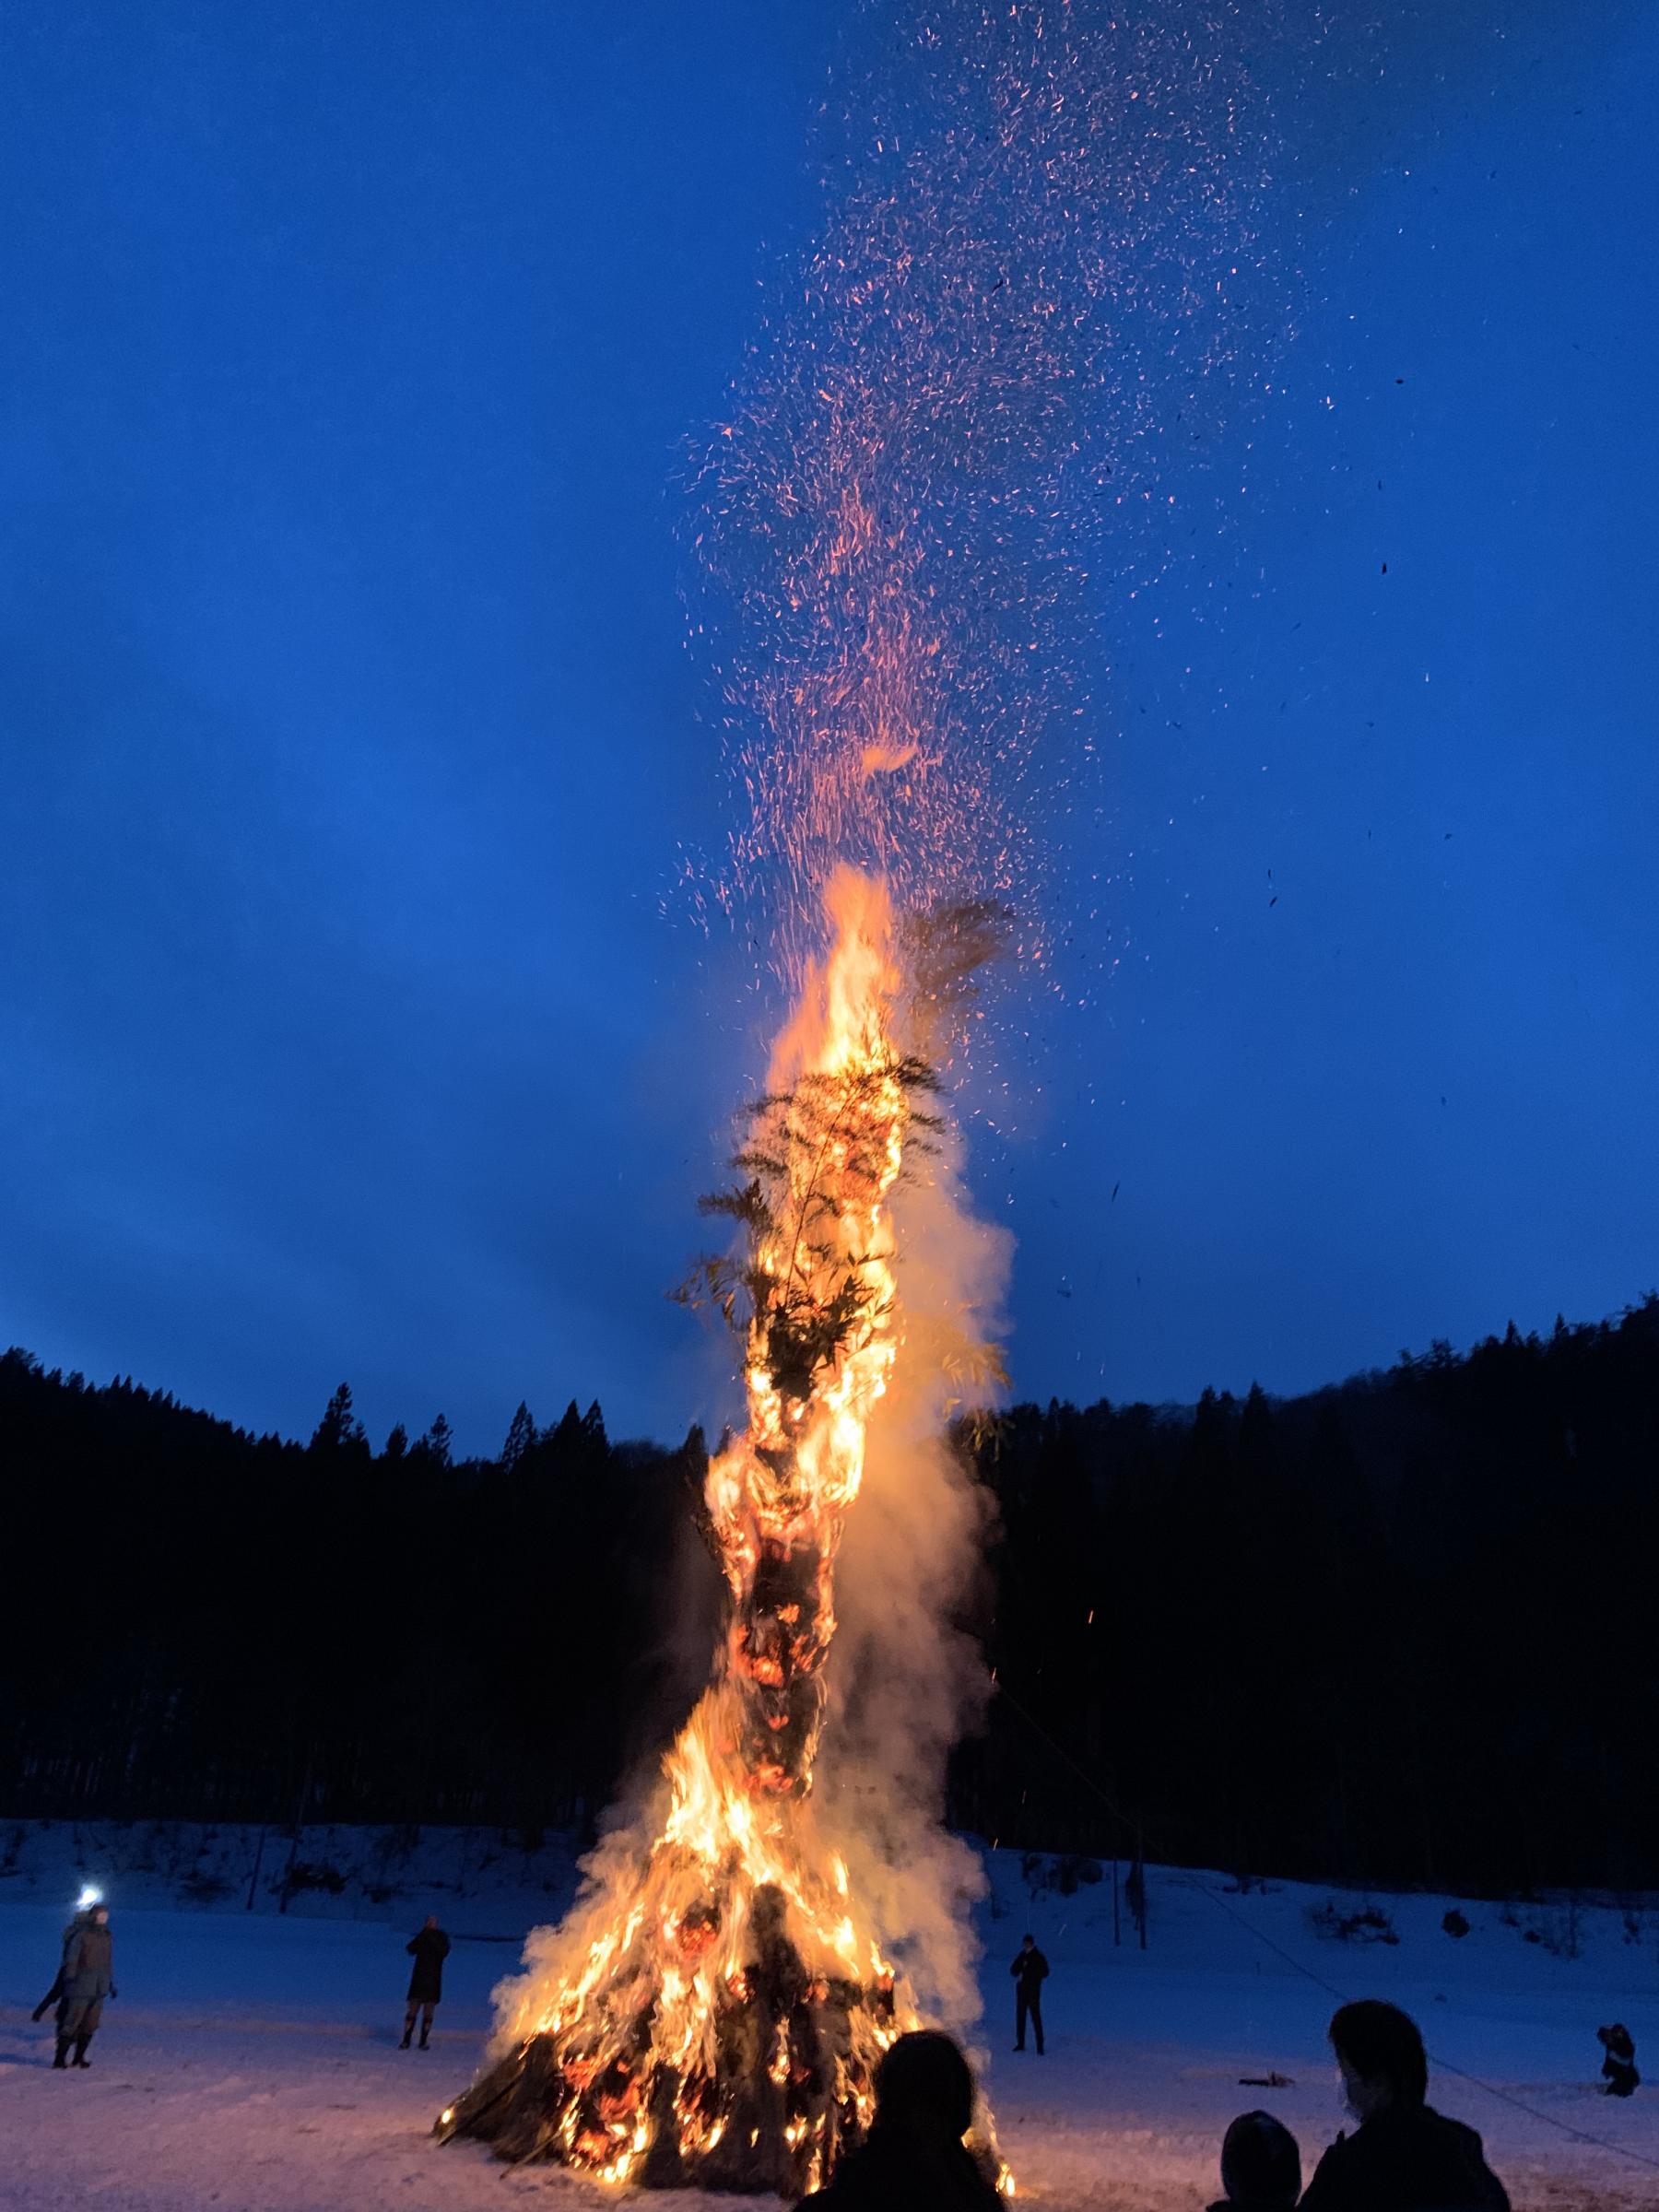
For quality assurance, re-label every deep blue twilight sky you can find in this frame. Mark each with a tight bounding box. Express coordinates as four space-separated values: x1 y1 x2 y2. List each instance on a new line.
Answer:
3 3 1654 1456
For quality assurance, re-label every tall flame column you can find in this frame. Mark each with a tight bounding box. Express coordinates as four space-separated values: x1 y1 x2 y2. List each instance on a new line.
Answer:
439 874 947 2195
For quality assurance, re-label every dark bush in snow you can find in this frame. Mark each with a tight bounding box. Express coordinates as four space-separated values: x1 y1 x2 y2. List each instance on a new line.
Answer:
1020 1850 1105 1897
282 1861 347 1900
180 1870 233 1905
1309 1899 1400 1946
1522 1905 1582 1959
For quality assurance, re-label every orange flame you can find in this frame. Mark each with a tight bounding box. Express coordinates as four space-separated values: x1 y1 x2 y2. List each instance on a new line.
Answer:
488 873 933 2188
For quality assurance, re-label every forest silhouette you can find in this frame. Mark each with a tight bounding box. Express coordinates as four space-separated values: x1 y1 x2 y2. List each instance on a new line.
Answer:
3 1296 1654 1900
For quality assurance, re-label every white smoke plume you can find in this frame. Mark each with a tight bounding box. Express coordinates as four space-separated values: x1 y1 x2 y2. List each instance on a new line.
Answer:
818 1087 1012 2034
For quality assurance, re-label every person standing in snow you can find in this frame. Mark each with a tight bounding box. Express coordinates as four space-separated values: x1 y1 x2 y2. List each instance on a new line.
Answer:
401 1914 451 2048
1010 1934 1049 2054
53 1904 115 2069
1300 2000 1510 2211
1208 2109 1301 2211
794 2030 1001 2212
1597 2022 1639 2097
31 1900 92 2022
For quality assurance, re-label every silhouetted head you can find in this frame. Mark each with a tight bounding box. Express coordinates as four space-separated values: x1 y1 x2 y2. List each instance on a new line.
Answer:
90 1907 110 1928
1599 2024 1634 2056
1330 2000 1428 2118
873 2030 977 2144
1220 2110 1301 2206
423 1914 439 1930
1019 1934 1035 1949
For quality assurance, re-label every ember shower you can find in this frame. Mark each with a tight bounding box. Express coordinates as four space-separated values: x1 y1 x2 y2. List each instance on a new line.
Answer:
441 2 1276 2191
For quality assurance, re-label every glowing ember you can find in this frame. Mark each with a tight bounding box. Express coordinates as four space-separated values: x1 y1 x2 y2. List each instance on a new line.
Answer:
442 0 1277 2190
691 3 1279 982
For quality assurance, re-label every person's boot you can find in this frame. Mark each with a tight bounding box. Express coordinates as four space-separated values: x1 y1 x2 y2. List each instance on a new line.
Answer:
72 2035 93 2068
418 2026 429 2050
399 2029 412 2050
53 2038 70 2069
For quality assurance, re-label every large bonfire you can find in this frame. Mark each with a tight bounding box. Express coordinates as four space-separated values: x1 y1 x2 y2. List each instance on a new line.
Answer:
438 873 989 2194
441 0 1273 2190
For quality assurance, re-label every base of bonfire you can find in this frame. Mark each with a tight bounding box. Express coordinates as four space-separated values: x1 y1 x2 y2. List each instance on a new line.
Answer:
436 1884 895 2194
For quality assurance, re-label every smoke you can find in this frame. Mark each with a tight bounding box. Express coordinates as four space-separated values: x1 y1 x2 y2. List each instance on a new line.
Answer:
820 1123 1010 2030
812 905 1014 2036
673 0 1277 2045
754 2 1659 2052
496 0 1654 2073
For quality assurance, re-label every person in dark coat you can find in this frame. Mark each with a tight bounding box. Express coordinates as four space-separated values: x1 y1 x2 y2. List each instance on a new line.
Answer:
1300 2000 1510 2212
1208 2108 1301 2210
32 1903 92 2022
1010 1934 1049 2054
54 1905 115 2069
1597 2023 1639 2097
402 1914 451 2048
795 2030 1001 2212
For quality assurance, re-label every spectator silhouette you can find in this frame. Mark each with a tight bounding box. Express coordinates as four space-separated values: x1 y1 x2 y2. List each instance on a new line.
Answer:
1597 2023 1639 2097
795 2030 1001 2212
31 1901 92 2023
1300 2000 1509 2211
401 1914 451 2049
53 1904 115 2070
1208 2108 1300 2210
1010 1934 1049 2053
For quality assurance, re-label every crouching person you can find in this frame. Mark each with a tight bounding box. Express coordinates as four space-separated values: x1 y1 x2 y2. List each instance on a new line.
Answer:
795 2030 1001 2212
1597 2023 1639 2097
55 1904 116 2070
1301 2000 1509 2211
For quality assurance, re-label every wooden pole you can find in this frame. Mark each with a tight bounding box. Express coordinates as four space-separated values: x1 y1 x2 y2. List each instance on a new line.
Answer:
278 1755 312 1914
245 1825 267 1912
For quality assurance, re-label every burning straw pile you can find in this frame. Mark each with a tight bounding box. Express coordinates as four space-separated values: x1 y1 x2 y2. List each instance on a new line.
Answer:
438 874 999 2195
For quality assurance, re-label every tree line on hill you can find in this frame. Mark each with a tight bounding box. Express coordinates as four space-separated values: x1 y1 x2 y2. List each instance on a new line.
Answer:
2 1294 1654 1899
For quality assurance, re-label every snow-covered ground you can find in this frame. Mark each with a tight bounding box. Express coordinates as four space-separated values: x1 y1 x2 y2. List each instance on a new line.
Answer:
2 1825 1656 2210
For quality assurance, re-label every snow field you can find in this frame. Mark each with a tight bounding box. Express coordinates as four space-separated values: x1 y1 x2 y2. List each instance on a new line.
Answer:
2 1840 1656 2210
